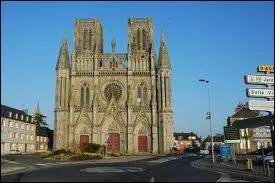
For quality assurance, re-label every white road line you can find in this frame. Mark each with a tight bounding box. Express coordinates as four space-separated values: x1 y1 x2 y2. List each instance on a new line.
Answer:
35 163 57 166
148 156 180 163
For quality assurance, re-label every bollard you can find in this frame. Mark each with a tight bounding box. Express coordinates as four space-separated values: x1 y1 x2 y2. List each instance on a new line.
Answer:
249 158 253 171
265 161 270 177
246 158 253 171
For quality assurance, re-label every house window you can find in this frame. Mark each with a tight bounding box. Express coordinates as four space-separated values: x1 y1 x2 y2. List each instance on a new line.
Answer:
11 143 16 150
44 137 47 142
20 133 24 139
31 144 34 150
26 134 29 140
9 121 12 127
14 133 18 139
26 116 29 121
8 132 12 138
15 122 18 128
37 136 39 141
21 115 24 120
21 124 24 129
30 135 33 140
31 126 34 131
40 136 43 142
9 112 12 117
26 125 29 130
15 113 18 119
40 144 44 150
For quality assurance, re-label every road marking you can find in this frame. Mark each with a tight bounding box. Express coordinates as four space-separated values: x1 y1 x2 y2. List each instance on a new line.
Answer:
149 176 155 182
216 176 249 182
35 163 57 166
80 166 145 173
148 156 180 163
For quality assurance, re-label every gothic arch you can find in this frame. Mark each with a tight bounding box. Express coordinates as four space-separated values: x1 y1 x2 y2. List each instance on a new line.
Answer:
133 122 151 154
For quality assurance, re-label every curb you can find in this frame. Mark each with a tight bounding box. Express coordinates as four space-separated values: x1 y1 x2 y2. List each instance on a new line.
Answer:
191 158 273 182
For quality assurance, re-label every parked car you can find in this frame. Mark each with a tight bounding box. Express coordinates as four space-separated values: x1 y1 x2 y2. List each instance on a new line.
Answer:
10 149 22 155
171 147 183 155
268 159 274 168
200 149 209 155
254 152 274 166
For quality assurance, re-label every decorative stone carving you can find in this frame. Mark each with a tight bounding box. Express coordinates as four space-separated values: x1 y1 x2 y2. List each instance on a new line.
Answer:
108 122 119 131
138 127 147 135
104 83 122 101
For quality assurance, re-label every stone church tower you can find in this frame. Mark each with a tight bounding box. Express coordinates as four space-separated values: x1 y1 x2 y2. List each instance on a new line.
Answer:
54 18 174 154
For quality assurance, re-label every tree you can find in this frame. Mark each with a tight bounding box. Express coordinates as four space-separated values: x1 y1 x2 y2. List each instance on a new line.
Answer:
34 112 47 127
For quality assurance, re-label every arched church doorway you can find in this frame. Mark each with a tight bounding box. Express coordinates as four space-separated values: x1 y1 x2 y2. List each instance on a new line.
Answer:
80 135 89 145
107 133 120 152
138 127 148 152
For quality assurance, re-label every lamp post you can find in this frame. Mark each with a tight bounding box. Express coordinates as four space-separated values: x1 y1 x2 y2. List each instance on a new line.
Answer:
199 79 215 163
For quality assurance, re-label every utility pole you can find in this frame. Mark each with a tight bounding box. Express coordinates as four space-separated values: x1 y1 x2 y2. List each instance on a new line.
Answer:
199 79 215 163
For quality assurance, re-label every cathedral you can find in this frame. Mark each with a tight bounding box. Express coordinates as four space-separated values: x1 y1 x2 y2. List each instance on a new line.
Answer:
54 18 174 154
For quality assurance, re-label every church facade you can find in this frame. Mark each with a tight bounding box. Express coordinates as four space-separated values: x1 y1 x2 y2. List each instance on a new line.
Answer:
54 18 174 154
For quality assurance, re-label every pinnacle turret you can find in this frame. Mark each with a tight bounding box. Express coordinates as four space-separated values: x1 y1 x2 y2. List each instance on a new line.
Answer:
56 35 70 70
158 32 171 69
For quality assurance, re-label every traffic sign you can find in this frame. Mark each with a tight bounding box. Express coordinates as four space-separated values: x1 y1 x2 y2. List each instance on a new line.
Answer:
258 65 274 73
224 126 241 144
246 88 274 98
248 100 274 112
245 74 274 85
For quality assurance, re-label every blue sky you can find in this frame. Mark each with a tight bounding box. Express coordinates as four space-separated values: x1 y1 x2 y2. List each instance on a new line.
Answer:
1 2 274 139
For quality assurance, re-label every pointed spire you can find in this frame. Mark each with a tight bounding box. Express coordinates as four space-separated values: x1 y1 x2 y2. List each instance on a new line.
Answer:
35 101 41 114
158 31 171 69
161 31 165 43
111 38 116 53
56 34 70 70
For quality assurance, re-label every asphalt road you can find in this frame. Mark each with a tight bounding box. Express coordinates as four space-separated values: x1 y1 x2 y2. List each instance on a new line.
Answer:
1 155 222 182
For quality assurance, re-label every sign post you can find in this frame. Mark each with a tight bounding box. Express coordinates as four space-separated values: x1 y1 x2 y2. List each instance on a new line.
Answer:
244 64 274 173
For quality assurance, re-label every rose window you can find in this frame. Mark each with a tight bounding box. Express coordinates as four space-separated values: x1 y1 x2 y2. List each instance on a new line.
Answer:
104 83 122 101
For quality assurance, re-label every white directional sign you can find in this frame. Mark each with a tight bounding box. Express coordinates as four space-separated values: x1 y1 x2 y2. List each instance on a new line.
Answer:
246 88 274 98
248 100 274 112
245 74 274 85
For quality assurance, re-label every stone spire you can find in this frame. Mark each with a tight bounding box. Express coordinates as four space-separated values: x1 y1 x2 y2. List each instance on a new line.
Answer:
56 34 70 70
111 38 116 53
35 101 41 114
158 31 171 69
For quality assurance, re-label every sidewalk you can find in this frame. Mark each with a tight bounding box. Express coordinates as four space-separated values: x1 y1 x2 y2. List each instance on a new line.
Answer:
192 155 274 182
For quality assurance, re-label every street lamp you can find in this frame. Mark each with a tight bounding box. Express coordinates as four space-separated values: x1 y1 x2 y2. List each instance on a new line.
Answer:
199 79 215 163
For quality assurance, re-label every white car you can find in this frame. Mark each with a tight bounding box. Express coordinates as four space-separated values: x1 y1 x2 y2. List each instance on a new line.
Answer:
10 149 22 155
255 152 273 166
200 149 209 155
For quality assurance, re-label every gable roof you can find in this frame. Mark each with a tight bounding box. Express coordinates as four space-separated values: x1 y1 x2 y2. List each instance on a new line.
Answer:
230 104 259 119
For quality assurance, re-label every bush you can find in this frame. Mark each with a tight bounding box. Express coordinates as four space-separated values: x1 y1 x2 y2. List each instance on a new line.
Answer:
69 153 103 161
41 151 54 158
80 143 101 153
52 148 67 155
